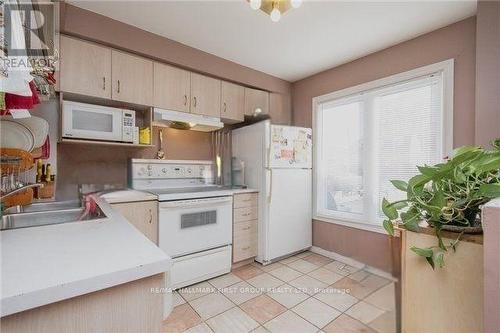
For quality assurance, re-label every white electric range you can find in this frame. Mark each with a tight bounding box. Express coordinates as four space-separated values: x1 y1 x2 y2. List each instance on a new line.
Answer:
129 159 233 290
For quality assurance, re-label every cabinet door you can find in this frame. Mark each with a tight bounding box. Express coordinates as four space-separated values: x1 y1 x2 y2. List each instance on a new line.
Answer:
60 36 111 99
112 51 153 106
244 88 269 116
190 73 221 117
221 81 244 123
111 201 158 244
269 92 291 125
153 62 190 112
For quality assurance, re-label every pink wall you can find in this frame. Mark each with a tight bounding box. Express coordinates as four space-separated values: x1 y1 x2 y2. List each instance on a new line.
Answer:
292 17 477 274
475 1 500 147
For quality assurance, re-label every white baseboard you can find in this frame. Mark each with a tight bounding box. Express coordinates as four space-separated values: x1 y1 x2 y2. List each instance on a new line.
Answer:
310 246 397 282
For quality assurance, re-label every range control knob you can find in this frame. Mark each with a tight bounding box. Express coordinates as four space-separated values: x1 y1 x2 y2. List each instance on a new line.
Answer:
162 168 167 173
147 165 152 170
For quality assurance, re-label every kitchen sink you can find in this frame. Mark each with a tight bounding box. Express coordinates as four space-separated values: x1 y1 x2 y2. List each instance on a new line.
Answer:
1 201 107 231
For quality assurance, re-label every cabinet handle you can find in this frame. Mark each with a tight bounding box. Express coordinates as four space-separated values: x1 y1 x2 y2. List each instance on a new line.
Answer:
117 80 121 93
242 226 251 230
193 96 197 107
242 212 251 216
148 209 152 224
184 95 187 106
102 77 106 90
223 102 227 113
242 246 251 251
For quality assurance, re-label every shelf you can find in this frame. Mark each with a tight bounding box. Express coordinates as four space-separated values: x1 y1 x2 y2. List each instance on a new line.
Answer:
59 138 153 148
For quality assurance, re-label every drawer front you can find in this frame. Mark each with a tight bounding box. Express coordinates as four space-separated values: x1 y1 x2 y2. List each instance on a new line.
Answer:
234 193 258 209
233 220 257 263
234 206 258 223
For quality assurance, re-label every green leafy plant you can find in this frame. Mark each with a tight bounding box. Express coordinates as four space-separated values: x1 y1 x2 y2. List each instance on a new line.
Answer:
382 139 500 269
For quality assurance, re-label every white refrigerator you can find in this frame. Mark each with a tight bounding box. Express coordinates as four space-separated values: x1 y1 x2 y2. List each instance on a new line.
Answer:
232 120 312 264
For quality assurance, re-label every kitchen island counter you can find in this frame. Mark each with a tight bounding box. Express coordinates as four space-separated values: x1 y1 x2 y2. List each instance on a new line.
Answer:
0 196 171 317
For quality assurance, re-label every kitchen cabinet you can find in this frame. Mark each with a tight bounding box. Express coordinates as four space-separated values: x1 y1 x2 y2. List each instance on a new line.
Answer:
220 81 245 123
60 36 112 99
190 73 221 118
111 51 153 106
232 192 259 263
244 88 269 116
269 92 291 125
153 62 191 113
111 200 158 244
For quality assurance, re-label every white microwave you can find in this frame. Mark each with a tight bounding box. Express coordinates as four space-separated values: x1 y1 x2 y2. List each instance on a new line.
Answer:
62 101 135 143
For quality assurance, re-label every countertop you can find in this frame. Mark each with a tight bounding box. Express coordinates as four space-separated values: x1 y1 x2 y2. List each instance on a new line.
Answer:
0 196 171 317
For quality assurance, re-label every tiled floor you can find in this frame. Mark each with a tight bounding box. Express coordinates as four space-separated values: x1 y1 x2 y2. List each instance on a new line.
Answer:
162 251 396 333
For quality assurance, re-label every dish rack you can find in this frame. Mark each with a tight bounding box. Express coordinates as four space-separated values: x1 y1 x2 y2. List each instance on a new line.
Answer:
1 148 37 207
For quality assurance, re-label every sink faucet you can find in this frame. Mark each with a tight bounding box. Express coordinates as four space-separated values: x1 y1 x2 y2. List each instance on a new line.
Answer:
0 183 44 201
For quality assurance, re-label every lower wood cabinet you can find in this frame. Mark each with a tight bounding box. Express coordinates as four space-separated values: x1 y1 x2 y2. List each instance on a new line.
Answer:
111 200 158 244
232 193 258 263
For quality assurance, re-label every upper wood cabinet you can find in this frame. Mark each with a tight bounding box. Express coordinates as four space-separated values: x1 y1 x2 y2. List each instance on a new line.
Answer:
244 88 269 116
60 36 112 99
190 73 221 118
220 81 245 123
269 92 291 125
111 51 153 106
153 62 190 112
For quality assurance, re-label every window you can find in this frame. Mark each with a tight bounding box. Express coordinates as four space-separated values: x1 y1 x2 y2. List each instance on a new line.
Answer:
313 60 453 231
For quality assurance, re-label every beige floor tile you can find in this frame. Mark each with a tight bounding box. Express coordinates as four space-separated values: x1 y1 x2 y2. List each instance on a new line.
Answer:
179 282 216 302
221 281 261 305
364 283 395 312
289 274 328 295
209 273 242 289
246 272 284 292
323 314 376 333
314 288 358 312
279 255 301 265
367 310 396 333
359 274 391 292
162 303 202 333
250 326 271 333
253 262 285 272
173 290 187 307
324 261 361 276
332 277 376 300
345 301 385 324
233 264 264 280
348 270 371 282
184 323 214 333
263 310 317 333
295 251 313 258
240 295 287 324
206 307 259 333
292 297 341 329
303 253 333 266
308 268 344 285
267 284 309 308
268 265 303 282
189 293 235 320
286 259 319 274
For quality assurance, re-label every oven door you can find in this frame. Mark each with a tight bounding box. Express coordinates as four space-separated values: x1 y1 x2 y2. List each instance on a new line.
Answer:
158 196 233 258
62 101 123 142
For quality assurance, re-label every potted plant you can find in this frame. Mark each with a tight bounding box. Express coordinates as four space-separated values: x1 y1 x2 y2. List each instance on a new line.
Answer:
382 139 500 269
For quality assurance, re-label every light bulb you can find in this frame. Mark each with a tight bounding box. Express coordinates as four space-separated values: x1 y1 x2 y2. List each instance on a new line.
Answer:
291 0 302 8
249 0 261 10
270 7 281 22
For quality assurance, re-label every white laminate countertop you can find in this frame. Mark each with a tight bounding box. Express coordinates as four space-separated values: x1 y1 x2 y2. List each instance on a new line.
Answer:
0 196 171 317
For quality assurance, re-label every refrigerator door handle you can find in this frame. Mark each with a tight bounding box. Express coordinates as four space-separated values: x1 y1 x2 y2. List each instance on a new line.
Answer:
266 168 272 203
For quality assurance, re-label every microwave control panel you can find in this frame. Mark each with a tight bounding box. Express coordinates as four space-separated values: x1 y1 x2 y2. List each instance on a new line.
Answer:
122 110 136 143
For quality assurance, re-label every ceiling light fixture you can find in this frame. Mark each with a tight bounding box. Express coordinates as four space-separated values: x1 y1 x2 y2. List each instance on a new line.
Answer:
248 0 301 22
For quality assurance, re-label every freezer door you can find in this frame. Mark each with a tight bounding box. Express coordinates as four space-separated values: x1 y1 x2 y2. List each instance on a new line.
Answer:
266 168 312 261
268 125 312 169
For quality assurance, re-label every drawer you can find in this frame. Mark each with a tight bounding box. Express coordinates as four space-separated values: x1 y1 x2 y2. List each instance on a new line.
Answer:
234 206 258 223
234 193 258 208
233 220 257 263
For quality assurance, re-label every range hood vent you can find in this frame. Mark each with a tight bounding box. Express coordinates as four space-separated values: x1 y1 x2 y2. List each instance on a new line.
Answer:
153 108 224 132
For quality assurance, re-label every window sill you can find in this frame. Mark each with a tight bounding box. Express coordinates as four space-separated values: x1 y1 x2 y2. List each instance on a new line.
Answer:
313 215 387 235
